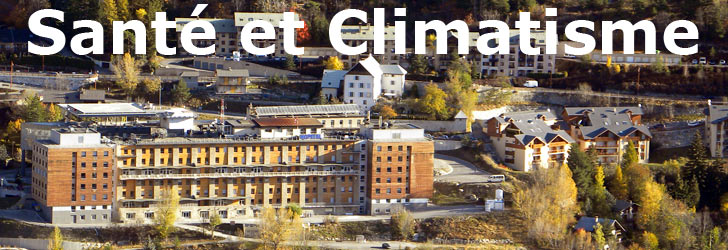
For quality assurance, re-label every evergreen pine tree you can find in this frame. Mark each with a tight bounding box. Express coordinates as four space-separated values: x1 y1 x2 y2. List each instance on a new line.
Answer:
567 144 596 200
609 165 629 200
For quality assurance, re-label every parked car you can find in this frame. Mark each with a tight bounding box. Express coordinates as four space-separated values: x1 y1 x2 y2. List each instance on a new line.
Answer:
382 243 391 249
721 60 726 65
692 59 699 64
700 57 707 64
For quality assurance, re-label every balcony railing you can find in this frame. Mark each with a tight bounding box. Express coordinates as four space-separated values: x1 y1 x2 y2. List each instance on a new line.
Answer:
120 170 358 180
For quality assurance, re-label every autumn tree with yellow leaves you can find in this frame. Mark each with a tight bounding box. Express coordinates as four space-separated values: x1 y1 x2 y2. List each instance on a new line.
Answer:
258 205 304 250
514 164 578 247
153 187 180 241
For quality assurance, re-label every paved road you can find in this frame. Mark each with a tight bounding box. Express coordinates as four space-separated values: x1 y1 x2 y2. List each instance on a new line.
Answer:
434 154 492 184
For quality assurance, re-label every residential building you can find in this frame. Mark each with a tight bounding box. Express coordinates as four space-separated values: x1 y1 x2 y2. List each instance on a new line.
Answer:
339 25 399 68
574 216 626 242
485 110 573 171
31 128 114 224
366 123 433 214
562 107 651 165
331 57 407 111
175 18 238 57
233 12 301 58
437 30 555 77
706 103 728 158
248 104 365 131
25 103 434 224
613 200 639 221
215 69 251 94
587 50 682 65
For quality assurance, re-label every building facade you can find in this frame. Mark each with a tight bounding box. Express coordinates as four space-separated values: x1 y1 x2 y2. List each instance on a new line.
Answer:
563 107 651 165
339 25 400 68
485 111 573 171
32 128 114 224
26 104 433 224
175 18 238 57
215 69 251 94
706 104 728 158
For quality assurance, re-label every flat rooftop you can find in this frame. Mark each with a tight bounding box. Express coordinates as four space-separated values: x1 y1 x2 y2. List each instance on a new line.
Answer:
59 103 158 117
253 104 362 117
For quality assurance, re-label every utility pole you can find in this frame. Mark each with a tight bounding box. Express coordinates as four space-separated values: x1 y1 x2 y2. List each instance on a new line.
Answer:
9 61 13 86
636 66 641 94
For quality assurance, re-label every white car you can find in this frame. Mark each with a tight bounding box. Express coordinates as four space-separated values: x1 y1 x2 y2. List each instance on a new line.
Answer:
524 80 538 88
487 175 506 183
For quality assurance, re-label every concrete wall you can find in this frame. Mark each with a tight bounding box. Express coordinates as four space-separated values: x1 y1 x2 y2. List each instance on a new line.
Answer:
0 75 88 90
193 58 302 78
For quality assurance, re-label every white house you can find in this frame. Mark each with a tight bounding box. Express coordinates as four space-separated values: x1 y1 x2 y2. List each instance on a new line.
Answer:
324 56 406 112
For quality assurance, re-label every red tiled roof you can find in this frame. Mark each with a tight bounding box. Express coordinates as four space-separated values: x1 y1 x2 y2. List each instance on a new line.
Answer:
253 118 323 127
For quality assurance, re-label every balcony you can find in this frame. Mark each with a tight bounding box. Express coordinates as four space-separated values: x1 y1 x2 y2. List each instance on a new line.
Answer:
119 170 359 180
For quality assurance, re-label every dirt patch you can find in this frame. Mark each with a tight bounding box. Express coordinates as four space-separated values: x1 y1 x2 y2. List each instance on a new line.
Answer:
0 219 211 246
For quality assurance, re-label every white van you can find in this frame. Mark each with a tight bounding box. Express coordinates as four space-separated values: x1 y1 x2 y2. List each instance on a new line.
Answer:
487 175 505 183
524 80 538 88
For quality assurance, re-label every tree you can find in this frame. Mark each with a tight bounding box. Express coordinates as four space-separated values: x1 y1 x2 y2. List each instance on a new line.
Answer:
593 223 606 249
622 141 639 168
138 78 161 98
111 53 141 97
684 131 713 208
323 56 343 70
98 0 118 29
650 55 670 74
48 226 63 250
640 231 659 250
591 165 610 215
637 181 664 230
116 0 130 21
47 104 63 122
258 205 303 250
7 0 50 28
4 119 23 152
417 83 449 120
207 213 222 239
390 206 415 241
284 54 296 70
170 79 191 106
513 164 578 247
609 165 629 200
409 54 428 75
567 144 596 201
375 104 397 120
153 187 179 241
22 94 48 122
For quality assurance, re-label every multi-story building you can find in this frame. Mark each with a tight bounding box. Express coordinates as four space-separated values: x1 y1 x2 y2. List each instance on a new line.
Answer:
248 104 365 132
321 70 347 100
366 124 434 214
706 103 728 158
485 111 573 171
233 12 300 58
339 25 400 68
26 103 433 224
175 18 238 57
32 128 115 224
215 69 251 94
437 30 555 77
326 57 406 111
562 107 651 165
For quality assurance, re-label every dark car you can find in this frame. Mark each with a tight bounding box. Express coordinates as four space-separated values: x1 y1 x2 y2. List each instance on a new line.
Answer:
382 243 391 249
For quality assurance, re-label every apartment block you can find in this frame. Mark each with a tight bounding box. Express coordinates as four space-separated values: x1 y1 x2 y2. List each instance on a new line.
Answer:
366 124 434 214
215 69 251 95
706 103 728 158
175 18 238 57
31 128 114 224
563 107 651 165
234 12 300 58
438 30 556 77
339 25 400 68
26 103 433 224
485 111 573 171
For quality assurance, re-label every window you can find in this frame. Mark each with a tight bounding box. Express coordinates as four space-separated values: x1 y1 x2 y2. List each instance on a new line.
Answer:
182 211 191 218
